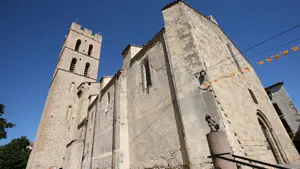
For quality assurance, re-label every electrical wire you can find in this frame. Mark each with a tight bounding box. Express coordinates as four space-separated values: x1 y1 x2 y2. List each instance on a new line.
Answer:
242 23 300 54
208 23 300 69
254 37 300 56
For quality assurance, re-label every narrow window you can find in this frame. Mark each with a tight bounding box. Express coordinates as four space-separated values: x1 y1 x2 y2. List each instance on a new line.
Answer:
66 106 72 120
273 103 283 116
84 63 90 77
75 39 81 51
141 58 152 93
69 58 77 72
88 45 93 56
106 92 110 112
69 82 75 93
281 118 293 138
248 89 258 104
227 43 241 70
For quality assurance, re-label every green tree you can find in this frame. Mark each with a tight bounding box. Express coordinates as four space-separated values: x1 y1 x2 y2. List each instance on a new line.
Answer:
0 104 15 140
0 136 30 169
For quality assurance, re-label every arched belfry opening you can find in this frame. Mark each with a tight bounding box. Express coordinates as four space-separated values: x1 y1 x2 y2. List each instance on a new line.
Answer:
75 39 81 51
88 44 93 56
69 58 77 72
257 110 289 164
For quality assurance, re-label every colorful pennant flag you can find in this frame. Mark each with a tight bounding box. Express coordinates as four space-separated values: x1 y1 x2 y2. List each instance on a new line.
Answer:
274 54 280 59
258 61 264 65
282 50 289 56
244 67 251 71
292 46 299 51
266 57 273 62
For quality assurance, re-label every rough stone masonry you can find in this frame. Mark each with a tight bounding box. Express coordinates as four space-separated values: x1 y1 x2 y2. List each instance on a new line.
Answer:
26 1 300 169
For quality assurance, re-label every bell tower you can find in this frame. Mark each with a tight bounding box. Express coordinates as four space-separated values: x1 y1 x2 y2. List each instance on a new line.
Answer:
26 22 102 169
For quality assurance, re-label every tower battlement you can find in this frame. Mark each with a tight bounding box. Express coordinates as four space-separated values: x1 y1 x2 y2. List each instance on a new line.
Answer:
70 22 102 42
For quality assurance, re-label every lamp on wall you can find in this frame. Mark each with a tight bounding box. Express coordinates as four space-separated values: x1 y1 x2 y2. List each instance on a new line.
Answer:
194 70 207 85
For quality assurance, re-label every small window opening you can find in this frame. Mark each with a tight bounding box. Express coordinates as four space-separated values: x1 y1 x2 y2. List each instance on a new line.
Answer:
77 90 82 98
227 43 242 70
75 39 81 51
88 45 93 56
69 58 77 72
66 106 72 120
248 89 258 104
108 92 110 103
142 58 152 93
70 82 75 93
84 63 90 77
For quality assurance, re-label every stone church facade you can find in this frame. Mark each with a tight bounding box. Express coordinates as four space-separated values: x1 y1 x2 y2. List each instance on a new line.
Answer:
26 1 299 169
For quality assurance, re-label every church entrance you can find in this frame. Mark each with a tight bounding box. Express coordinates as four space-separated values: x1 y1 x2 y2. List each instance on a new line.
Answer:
257 110 289 164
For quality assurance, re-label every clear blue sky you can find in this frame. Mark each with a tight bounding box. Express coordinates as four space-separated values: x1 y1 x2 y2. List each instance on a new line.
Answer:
0 0 299 145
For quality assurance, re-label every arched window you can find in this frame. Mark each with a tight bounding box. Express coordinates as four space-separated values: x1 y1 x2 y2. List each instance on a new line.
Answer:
75 39 81 51
88 44 93 56
69 58 77 72
84 62 90 77
141 58 152 93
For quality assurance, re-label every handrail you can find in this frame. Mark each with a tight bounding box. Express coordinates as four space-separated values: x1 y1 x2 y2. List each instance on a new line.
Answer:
232 154 290 169
208 153 291 169
216 155 267 169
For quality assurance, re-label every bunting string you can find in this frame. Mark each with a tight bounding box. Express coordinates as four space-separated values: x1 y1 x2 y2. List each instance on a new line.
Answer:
257 44 299 65
203 67 251 87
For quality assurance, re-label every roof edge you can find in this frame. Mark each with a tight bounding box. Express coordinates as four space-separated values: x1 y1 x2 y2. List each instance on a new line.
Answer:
265 81 284 90
129 28 165 65
121 44 143 57
100 69 123 94
99 76 114 83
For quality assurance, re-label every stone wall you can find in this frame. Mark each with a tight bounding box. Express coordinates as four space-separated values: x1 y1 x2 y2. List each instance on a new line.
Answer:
163 1 299 167
166 1 299 165
125 34 185 168
163 3 217 168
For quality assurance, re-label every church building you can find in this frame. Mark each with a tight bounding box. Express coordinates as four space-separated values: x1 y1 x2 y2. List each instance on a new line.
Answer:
26 1 299 169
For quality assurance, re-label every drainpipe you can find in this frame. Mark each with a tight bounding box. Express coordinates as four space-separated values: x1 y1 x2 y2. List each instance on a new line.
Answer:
111 79 118 169
89 96 98 169
78 87 88 169
162 29 191 168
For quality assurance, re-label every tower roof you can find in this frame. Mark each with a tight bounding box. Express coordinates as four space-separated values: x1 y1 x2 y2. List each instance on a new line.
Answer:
162 0 183 10
265 81 284 90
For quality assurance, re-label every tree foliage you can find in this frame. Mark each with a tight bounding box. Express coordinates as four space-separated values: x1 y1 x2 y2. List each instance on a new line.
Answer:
0 136 30 169
0 104 15 140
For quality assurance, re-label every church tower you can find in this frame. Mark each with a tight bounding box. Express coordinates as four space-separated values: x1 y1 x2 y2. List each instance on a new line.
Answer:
26 23 102 169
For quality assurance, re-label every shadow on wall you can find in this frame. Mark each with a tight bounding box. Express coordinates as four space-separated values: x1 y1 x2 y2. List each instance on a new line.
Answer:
293 125 300 154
